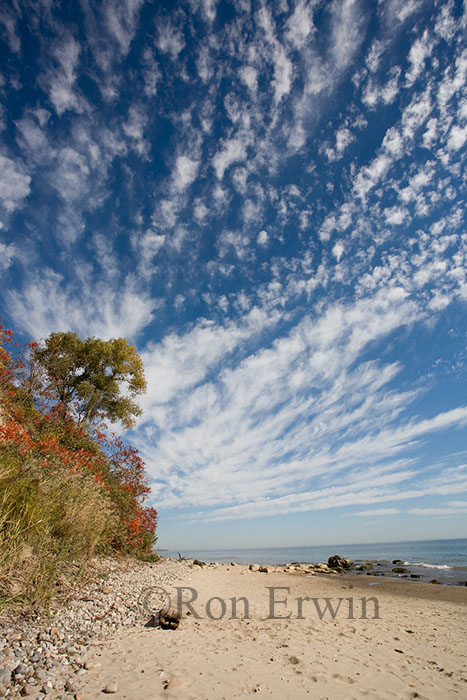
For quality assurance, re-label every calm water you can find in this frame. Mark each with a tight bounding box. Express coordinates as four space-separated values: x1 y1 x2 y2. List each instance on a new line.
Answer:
164 538 467 586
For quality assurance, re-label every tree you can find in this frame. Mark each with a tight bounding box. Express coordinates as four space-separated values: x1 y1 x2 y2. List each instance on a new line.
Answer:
32 332 147 430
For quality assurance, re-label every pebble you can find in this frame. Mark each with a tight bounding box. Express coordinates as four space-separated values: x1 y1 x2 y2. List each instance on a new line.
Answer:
103 681 118 693
0 558 192 700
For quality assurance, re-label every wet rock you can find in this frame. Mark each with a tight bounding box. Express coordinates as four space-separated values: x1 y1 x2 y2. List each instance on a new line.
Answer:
410 574 421 579
392 567 410 574
392 560 403 564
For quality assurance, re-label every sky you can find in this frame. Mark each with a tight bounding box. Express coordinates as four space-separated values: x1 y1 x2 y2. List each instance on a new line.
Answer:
0 0 467 551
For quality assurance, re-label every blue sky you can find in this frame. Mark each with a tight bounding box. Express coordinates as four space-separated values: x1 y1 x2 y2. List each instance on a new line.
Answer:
1 0 467 550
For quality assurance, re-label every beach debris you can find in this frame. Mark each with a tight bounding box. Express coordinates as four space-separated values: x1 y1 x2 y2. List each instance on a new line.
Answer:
327 555 351 570
103 681 118 693
145 614 160 627
159 607 182 630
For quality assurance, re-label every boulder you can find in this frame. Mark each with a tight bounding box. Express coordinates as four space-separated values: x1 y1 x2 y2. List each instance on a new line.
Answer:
392 559 403 564
327 555 351 570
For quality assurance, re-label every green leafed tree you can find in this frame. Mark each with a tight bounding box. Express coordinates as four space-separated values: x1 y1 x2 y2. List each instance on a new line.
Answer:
32 332 147 430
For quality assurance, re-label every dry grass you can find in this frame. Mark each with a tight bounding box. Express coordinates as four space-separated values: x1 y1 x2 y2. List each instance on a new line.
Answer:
0 456 116 607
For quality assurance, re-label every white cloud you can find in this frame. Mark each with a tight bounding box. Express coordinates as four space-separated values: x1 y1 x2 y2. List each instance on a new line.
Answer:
9 270 157 341
0 154 31 213
447 125 467 151
257 230 268 246
213 138 247 179
173 155 200 192
348 508 399 517
156 19 185 59
47 37 84 116
0 242 16 272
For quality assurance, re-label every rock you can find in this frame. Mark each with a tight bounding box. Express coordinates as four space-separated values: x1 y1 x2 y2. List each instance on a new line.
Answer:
230 562 236 566
392 560 403 564
410 574 421 579
328 555 351 570
103 681 118 693
0 668 10 685
74 692 84 700
392 567 410 574
64 678 77 693
159 608 181 630
288 656 300 665
258 566 269 573
166 677 186 689
356 562 373 571
83 660 101 671
14 663 29 676
0 683 7 696
20 684 36 696
192 559 204 567
249 564 257 571
431 579 440 584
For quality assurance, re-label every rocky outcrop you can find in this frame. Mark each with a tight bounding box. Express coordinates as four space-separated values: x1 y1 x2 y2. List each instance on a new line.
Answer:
327 555 351 570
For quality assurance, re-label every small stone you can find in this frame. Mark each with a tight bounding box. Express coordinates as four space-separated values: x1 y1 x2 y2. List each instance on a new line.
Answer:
103 681 118 693
64 679 77 692
289 656 300 665
258 566 269 573
20 684 36 696
74 692 84 700
83 661 101 671
0 668 10 685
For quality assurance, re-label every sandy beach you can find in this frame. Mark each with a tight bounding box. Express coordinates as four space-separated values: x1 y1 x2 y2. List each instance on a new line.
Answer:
70 561 467 700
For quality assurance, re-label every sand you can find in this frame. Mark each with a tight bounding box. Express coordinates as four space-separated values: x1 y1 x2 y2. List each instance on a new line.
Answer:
75 563 467 699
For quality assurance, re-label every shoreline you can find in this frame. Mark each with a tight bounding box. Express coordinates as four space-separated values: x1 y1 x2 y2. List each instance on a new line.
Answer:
1 557 467 698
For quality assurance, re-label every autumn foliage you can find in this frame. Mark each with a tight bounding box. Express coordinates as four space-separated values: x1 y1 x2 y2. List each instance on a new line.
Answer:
0 322 157 605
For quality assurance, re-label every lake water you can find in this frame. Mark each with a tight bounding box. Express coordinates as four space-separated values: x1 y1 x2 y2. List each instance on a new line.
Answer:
164 538 467 586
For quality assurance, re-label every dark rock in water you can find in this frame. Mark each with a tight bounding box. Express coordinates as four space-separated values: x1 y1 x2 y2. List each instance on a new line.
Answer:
328 555 351 570
410 574 421 579
431 579 440 584
392 559 403 565
192 559 205 567
392 567 410 574
159 608 181 630
356 562 373 571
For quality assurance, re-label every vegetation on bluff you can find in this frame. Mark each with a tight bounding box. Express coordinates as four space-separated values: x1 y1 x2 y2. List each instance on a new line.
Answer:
0 322 157 607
